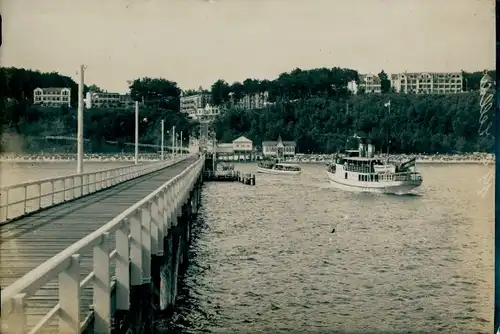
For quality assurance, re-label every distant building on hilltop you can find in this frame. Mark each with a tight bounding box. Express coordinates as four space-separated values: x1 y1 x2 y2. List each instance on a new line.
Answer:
180 87 210 116
262 135 296 157
390 72 463 94
348 73 382 94
33 87 71 107
85 91 134 108
190 104 222 121
233 91 270 110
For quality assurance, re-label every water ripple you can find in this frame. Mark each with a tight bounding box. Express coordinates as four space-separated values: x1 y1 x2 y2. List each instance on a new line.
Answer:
158 163 493 334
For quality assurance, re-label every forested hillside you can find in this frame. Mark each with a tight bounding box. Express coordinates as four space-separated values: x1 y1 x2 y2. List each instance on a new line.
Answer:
0 66 495 154
213 92 494 154
0 67 195 153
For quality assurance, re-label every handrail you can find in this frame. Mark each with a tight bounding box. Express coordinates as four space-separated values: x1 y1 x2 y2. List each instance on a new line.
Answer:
0 157 181 191
0 155 189 223
0 154 205 333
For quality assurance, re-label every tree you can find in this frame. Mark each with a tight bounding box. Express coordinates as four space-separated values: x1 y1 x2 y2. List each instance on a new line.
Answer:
212 92 495 154
210 79 231 106
229 82 245 101
86 84 103 93
462 70 496 91
209 67 360 104
0 67 79 106
378 70 391 93
0 67 196 153
128 77 181 111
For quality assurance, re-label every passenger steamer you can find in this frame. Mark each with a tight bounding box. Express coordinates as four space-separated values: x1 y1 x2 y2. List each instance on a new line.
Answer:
326 138 423 194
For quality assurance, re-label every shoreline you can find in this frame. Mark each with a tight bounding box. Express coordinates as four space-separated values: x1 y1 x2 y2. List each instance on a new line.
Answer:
217 159 494 165
1 159 494 165
0 154 494 165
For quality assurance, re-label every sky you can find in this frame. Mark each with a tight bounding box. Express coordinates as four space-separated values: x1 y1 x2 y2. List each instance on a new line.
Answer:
1 0 495 93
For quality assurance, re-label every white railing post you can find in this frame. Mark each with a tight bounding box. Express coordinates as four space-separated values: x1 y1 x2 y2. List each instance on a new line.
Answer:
37 183 42 210
130 210 143 286
0 192 6 222
71 177 75 199
59 254 81 333
175 179 181 221
2 293 27 334
150 200 159 257
115 219 130 311
63 179 68 201
23 186 27 214
5 190 9 220
52 181 56 205
170 181 177 224
164 188 171 233
93 232 111 333
157 191 165 256
141 207 152 284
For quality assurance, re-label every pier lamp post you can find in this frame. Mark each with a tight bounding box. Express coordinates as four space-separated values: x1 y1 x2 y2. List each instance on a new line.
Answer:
180 131 183 156
134 101 139 164
77 64 87 174
161 120 165 160
172 126 176 159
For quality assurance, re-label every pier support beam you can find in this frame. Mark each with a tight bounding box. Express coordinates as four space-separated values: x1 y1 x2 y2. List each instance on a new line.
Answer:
160 233 174 312
157 183 201 314
126 209 154 334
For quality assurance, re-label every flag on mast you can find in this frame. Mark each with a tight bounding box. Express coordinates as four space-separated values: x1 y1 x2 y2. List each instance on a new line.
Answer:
384 100 391 108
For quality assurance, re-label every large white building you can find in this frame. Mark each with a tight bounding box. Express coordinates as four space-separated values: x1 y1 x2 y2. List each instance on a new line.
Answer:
348 72 464 95
215 136 254 161
232 136 253 152
85 92 134 108
189 104 222 120
33 87 71 107
233 92 270 110
390 72 463 94
180 91 210 116
262 135 296 157
348 73 382 94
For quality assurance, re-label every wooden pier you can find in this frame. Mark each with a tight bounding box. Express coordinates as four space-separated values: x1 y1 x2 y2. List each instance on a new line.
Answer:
0 155 205 334
203 153 256 186
203 170 256 186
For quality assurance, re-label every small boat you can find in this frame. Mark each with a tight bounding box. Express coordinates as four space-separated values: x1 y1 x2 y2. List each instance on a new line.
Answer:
326 137 423 194
257 161 302 175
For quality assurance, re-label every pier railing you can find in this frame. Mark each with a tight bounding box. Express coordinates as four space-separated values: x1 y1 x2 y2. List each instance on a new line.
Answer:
0 155 188 223
0 155 205 334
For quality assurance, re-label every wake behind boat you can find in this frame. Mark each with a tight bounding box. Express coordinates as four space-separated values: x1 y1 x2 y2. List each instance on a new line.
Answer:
257 161 302 175
326 137 423 194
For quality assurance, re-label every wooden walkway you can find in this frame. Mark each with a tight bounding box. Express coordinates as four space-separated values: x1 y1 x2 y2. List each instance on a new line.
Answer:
0 156 199 331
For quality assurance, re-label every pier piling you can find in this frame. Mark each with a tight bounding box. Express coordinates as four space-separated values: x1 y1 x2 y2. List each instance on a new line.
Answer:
114 175 203 333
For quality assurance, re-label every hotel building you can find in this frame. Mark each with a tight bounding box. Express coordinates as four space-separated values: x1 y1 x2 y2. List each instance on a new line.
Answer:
85 92 134 108
33 87 71 107
180 91 210 116
347 73 382 94
390 72 463 94
234 91 270 110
